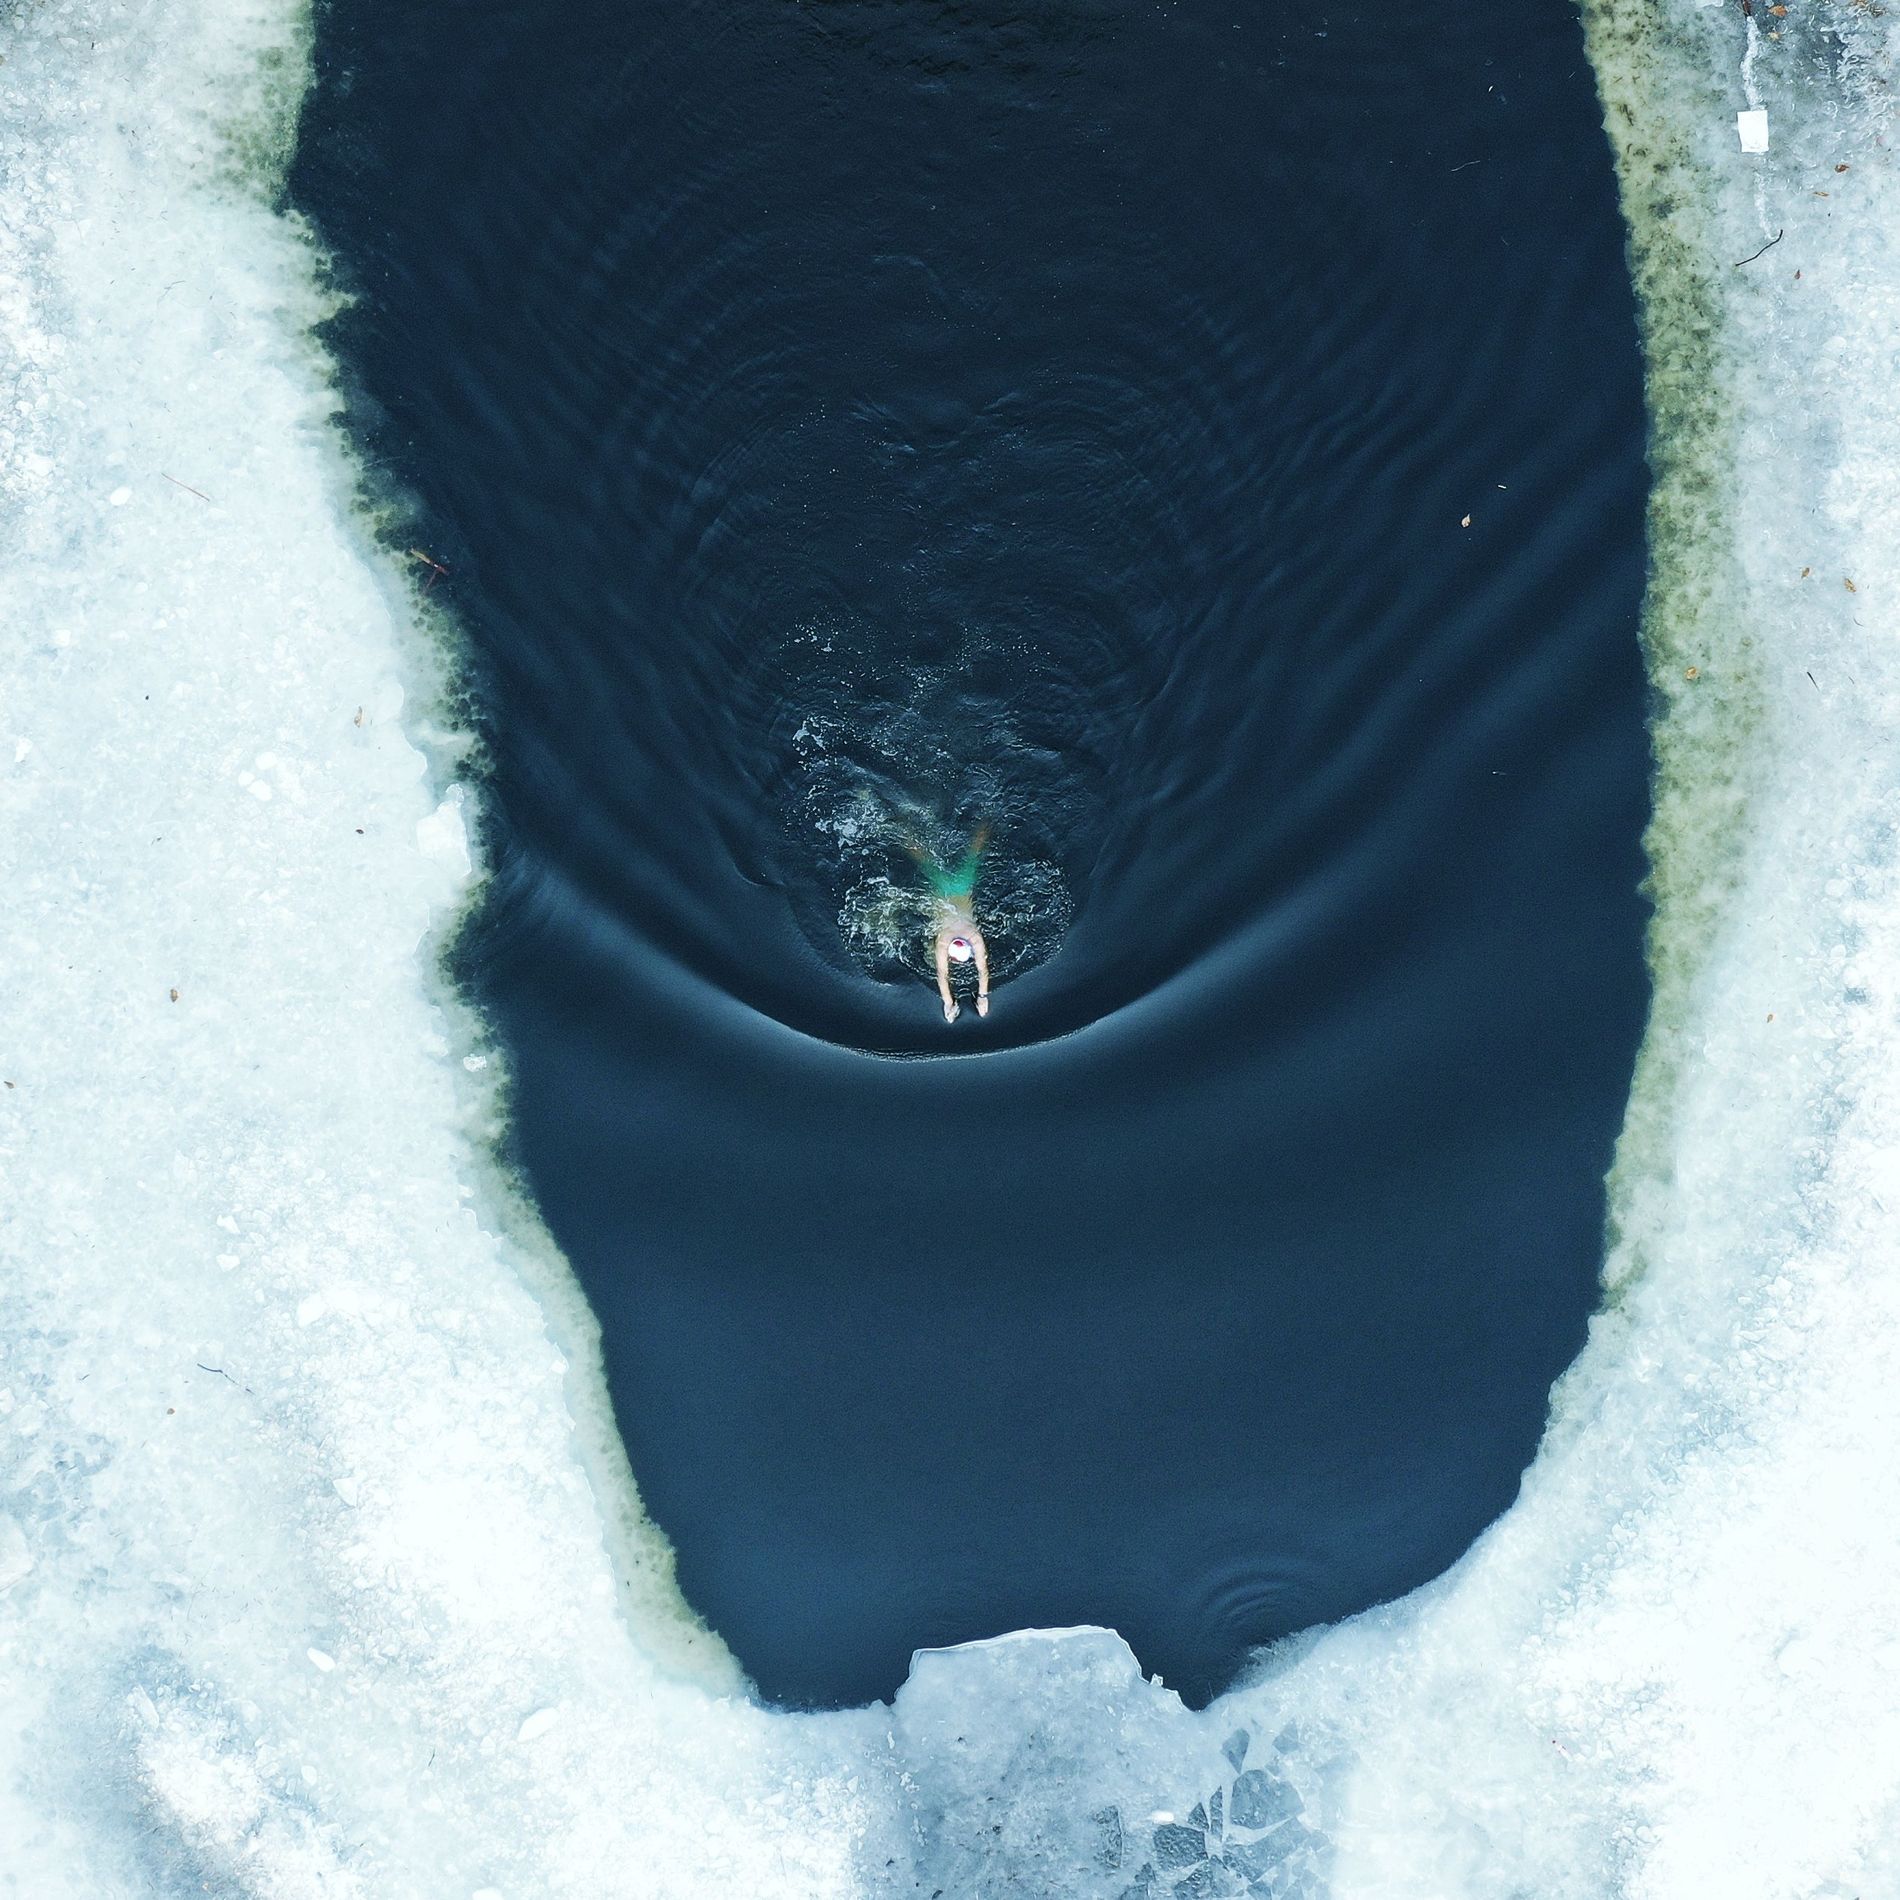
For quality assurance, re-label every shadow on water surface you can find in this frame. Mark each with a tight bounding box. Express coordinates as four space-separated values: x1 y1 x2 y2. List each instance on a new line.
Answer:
294 0 1652 1705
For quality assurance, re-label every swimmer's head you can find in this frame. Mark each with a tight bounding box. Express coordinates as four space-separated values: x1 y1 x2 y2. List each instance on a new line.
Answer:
947 935 974 964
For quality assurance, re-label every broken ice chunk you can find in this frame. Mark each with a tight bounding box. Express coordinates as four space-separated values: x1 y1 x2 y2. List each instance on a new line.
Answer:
1736 109 1769 154
415 791 472 881
1172 1860 1242 1897
1225 1821 1311 1881
1228 1769 1302 1832
1153 1821 1206 1867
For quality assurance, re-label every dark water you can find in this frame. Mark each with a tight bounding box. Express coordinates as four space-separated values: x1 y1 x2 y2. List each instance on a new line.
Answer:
294 0 1650 1707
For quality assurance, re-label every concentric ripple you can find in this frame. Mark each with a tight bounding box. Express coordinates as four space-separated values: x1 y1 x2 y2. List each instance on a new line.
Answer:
295 0 1652 1708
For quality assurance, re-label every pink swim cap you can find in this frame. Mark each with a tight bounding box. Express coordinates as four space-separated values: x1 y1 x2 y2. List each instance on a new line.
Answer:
948 936 974 963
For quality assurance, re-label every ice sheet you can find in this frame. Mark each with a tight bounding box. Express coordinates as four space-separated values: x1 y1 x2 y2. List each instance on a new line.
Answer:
0 6 873 1894
5 0 1899 1895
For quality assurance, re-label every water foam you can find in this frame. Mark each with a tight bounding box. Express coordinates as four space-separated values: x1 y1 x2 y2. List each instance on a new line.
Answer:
5 0 1898 1894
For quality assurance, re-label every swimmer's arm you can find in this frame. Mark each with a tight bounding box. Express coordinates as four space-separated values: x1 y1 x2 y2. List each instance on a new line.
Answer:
935 938 958 1022
975 935 990 1016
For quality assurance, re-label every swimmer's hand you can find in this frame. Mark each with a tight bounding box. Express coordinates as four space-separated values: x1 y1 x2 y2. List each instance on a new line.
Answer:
976 994 989 1018
944 998 960 1024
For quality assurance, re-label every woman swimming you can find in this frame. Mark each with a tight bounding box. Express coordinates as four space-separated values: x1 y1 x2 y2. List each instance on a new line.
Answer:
911 826 991 1022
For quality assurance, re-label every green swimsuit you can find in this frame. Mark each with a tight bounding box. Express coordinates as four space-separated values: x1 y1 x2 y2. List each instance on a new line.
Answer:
928 849 982 902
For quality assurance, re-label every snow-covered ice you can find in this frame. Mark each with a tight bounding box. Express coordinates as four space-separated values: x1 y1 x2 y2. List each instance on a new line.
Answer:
4 0 1899 1895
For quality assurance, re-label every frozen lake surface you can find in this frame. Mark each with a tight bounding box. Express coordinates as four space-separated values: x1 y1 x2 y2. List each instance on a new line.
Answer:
4 0 1900 1895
